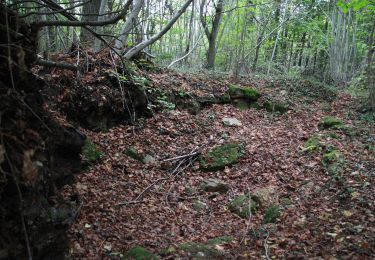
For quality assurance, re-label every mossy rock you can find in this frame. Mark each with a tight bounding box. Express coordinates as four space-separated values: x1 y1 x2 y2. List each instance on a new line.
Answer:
82 139 103 162
200 178 229 193
263 205 281 223
264 101 288 114
200 143 244 171
124 246 157 260
179 242 221 259
217 93 231 104
322 149 344 166
302 134 323 153
233 99 252 110
279 197 292 206
125 146 143 161
318 116 345 129
228 194 259 218
207 236 234 245
192 200 207 212
228 85 260 101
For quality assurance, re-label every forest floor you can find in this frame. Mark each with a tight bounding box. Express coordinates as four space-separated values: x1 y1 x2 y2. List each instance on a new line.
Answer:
52 66 375 259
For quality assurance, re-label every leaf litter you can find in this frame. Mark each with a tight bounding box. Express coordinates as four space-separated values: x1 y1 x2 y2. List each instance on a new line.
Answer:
57 69 375 259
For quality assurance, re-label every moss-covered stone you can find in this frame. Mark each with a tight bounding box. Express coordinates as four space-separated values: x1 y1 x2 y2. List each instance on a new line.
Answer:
302 134 323 152
264 101 288 114
233 99 252 110
279 197 292 206
200 143 244 171
207 236 234 245
318 116 345 129
192 200 207 212
228 194 259 218
179 242 221 259
125 146 143 161
82 139 103 162
124 246 157 260
253 186 279 208
217 93 231 104
228 85 261 101
263 205 281 223
322 149 344 166
200 178 229 193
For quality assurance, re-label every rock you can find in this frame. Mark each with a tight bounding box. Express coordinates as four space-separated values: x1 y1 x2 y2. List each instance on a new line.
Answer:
279 196 292 206
228 194 259 218
318 116 344 129
253 186 279 208
192 200 207 212
200 143 244 171
125 146 143 161
263 205 281 223
207 236 234 245
142 154 156 164
179 242 222 259
124 246 157 260
228 85 261 101
200 178 229 193
263 100 288 114
222 117 242 127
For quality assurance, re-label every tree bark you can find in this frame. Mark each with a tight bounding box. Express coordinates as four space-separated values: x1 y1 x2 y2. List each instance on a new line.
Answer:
200 0 224 70
114 0 144 51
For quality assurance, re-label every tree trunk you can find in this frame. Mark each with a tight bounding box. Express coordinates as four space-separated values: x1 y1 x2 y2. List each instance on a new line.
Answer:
93 0 108 53
200 0 224 70
114 0 144 51
80 0 101 46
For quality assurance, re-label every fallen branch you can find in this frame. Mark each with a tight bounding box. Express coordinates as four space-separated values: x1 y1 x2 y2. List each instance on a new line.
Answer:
117 177 168 206
36 58 78 70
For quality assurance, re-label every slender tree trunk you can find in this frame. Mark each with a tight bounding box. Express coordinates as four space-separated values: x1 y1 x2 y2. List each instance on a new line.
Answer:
115 0 144 51
93 0 108 53
200 0 224 70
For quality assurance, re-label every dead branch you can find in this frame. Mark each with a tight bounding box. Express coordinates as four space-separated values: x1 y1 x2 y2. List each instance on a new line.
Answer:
36 58 78 70
32 0 132 27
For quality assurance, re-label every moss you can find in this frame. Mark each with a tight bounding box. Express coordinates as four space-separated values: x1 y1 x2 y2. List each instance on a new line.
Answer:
200 143 244 171
82 139 103 162
263 205 281 223
279 197 292 206
124 246 157 260
264 101 288 114
125 146 143 161
207 236 234 245
218 93 231 104
228 194 259 218
228 85 260 101
302 134 322 152
318 116 344 129
192 200 207 212
322 149 344 166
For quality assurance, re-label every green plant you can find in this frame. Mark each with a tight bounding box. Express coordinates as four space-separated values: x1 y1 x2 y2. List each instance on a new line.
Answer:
82 139 103 163
263 205 281 223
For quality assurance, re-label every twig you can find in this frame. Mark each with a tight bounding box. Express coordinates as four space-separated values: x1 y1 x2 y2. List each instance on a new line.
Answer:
264 228 271 260
240 189 253 245
117 177 168 206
